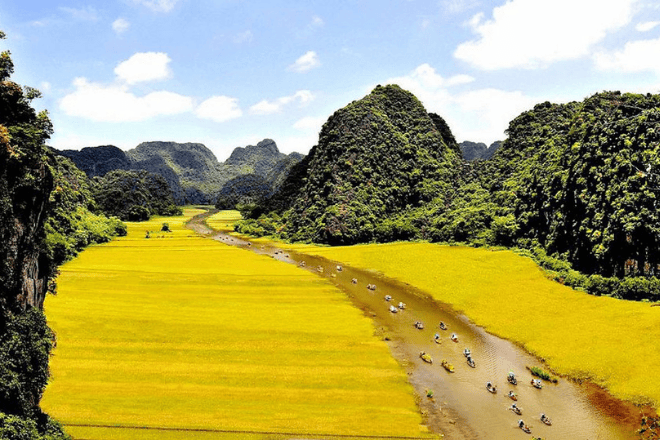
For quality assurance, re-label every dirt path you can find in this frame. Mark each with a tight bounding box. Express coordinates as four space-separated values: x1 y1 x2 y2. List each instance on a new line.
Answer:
187 210 640 440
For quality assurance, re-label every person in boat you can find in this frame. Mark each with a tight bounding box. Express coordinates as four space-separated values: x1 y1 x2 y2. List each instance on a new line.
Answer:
518 419 525 428
486 381 493 389
434 333 440 340
541 413 550 423
508 390 516 398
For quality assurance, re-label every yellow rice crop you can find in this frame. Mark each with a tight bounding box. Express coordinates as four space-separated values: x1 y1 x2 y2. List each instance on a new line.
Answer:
41 209 429 440
283 241 660 408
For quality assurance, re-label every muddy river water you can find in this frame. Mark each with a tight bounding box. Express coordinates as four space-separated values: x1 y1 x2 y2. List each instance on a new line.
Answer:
190 213 642 439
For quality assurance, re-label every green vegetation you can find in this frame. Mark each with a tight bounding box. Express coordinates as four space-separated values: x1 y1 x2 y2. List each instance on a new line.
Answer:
44 155 126 273
237 88 660 300
92 169 181 221
0 31 70 440
237 85 461 244
528 366 558 383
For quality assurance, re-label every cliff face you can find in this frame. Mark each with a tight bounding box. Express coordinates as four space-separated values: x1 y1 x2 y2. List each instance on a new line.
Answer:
0 79 54 311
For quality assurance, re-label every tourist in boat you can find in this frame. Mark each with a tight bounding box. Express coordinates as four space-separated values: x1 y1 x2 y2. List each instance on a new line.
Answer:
507 371 517 385
351 278 357 284
531 379 543 389
540 413 552 425
434 333 440 340
450 333 458 342
398 301 405 309
486 381 496 393
467 356 475 367
507 390 517 400
510 403 522 415
463 348 471 357
384 295 392 301
439 321 447 330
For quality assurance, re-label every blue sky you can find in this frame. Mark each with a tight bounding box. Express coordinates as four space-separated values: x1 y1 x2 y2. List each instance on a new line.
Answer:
1 0 660 160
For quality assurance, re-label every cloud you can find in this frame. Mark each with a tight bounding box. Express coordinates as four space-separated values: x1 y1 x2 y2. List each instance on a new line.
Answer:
131 0 180 12
40 82 51 94
293 116 326 133
249 90 315 115
112 18 130 35
594 36 660 74
114 52 172 84
384 63 535 143
636 21 660 32
310 15 324 28
59 6 99 21
195 96 243 122
442 0 480 14
288 51 320 72
60 78 193 122
233 30 253 44
454 0 637 70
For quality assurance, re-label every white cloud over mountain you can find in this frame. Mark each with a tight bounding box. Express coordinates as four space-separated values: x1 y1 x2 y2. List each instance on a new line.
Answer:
454 0 638 70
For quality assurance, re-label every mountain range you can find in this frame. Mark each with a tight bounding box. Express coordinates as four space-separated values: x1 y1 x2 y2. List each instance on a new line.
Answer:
58 139 303 204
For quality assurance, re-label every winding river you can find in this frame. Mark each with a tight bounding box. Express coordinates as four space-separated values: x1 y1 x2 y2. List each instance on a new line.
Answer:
189 211 641 440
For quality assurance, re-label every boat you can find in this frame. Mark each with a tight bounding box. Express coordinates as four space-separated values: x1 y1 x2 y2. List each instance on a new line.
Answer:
507 372 518 385
507 390 518 401
389 305 398 313
531 379 543 389
450 333 458 342
540 414 552 426
351 278 357 284
336 265 342 271
486 382 497 394
398 302 406 309
466 357 476 368
519 423 531 434
463 348 471 357
439 321 448 330
384 295 392 301
367 284 377 291
420 352 433 364
441 360 455 372
509 404 522 415
414 321 424 330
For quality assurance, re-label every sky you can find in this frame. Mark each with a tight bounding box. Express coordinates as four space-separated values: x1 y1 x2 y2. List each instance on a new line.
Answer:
1 0 660 161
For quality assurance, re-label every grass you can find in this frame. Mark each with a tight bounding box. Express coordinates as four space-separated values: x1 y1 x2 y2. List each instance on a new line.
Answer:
528 366 558 383
268 240 660 409
41 209 430 440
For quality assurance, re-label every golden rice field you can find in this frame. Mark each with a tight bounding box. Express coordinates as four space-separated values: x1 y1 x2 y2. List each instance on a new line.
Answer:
281 241 660 409
41 208 430 440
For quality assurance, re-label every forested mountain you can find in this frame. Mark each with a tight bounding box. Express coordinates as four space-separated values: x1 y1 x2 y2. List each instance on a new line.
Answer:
92 170 181 221
0 32 76 440
459 140 502 160
237 85 462 244
60 139 303 204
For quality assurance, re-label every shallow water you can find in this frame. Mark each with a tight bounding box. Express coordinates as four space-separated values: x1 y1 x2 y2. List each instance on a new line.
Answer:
197 221 640 439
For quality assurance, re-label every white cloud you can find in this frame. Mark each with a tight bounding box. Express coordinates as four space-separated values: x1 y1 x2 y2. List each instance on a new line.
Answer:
59 6 98 21
442 0 480 14
249 90 315 115
60 78 193 122
288 51 320 73
293 116 326 133
40 81 51 94
311 15 324 28
114 52 172 84
233 30 253 44
384 64 535 143
636 21 660 32
455 0 637 70
195 96 243 122
112 18 130 35
594 36 660 73
132 0 180 12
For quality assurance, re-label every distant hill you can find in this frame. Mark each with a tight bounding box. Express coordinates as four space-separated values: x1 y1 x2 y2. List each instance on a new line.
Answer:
237 85 461 244
459 140 502 160
58 139 303 204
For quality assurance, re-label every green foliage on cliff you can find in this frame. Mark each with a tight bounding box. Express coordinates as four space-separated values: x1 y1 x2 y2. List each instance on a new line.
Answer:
44 155 126 273
92 169 182 221
237 85 461 244
0 32 71 440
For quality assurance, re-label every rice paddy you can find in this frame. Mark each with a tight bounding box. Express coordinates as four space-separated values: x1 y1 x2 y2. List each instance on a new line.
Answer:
41 209 429 440
281 241 660 409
